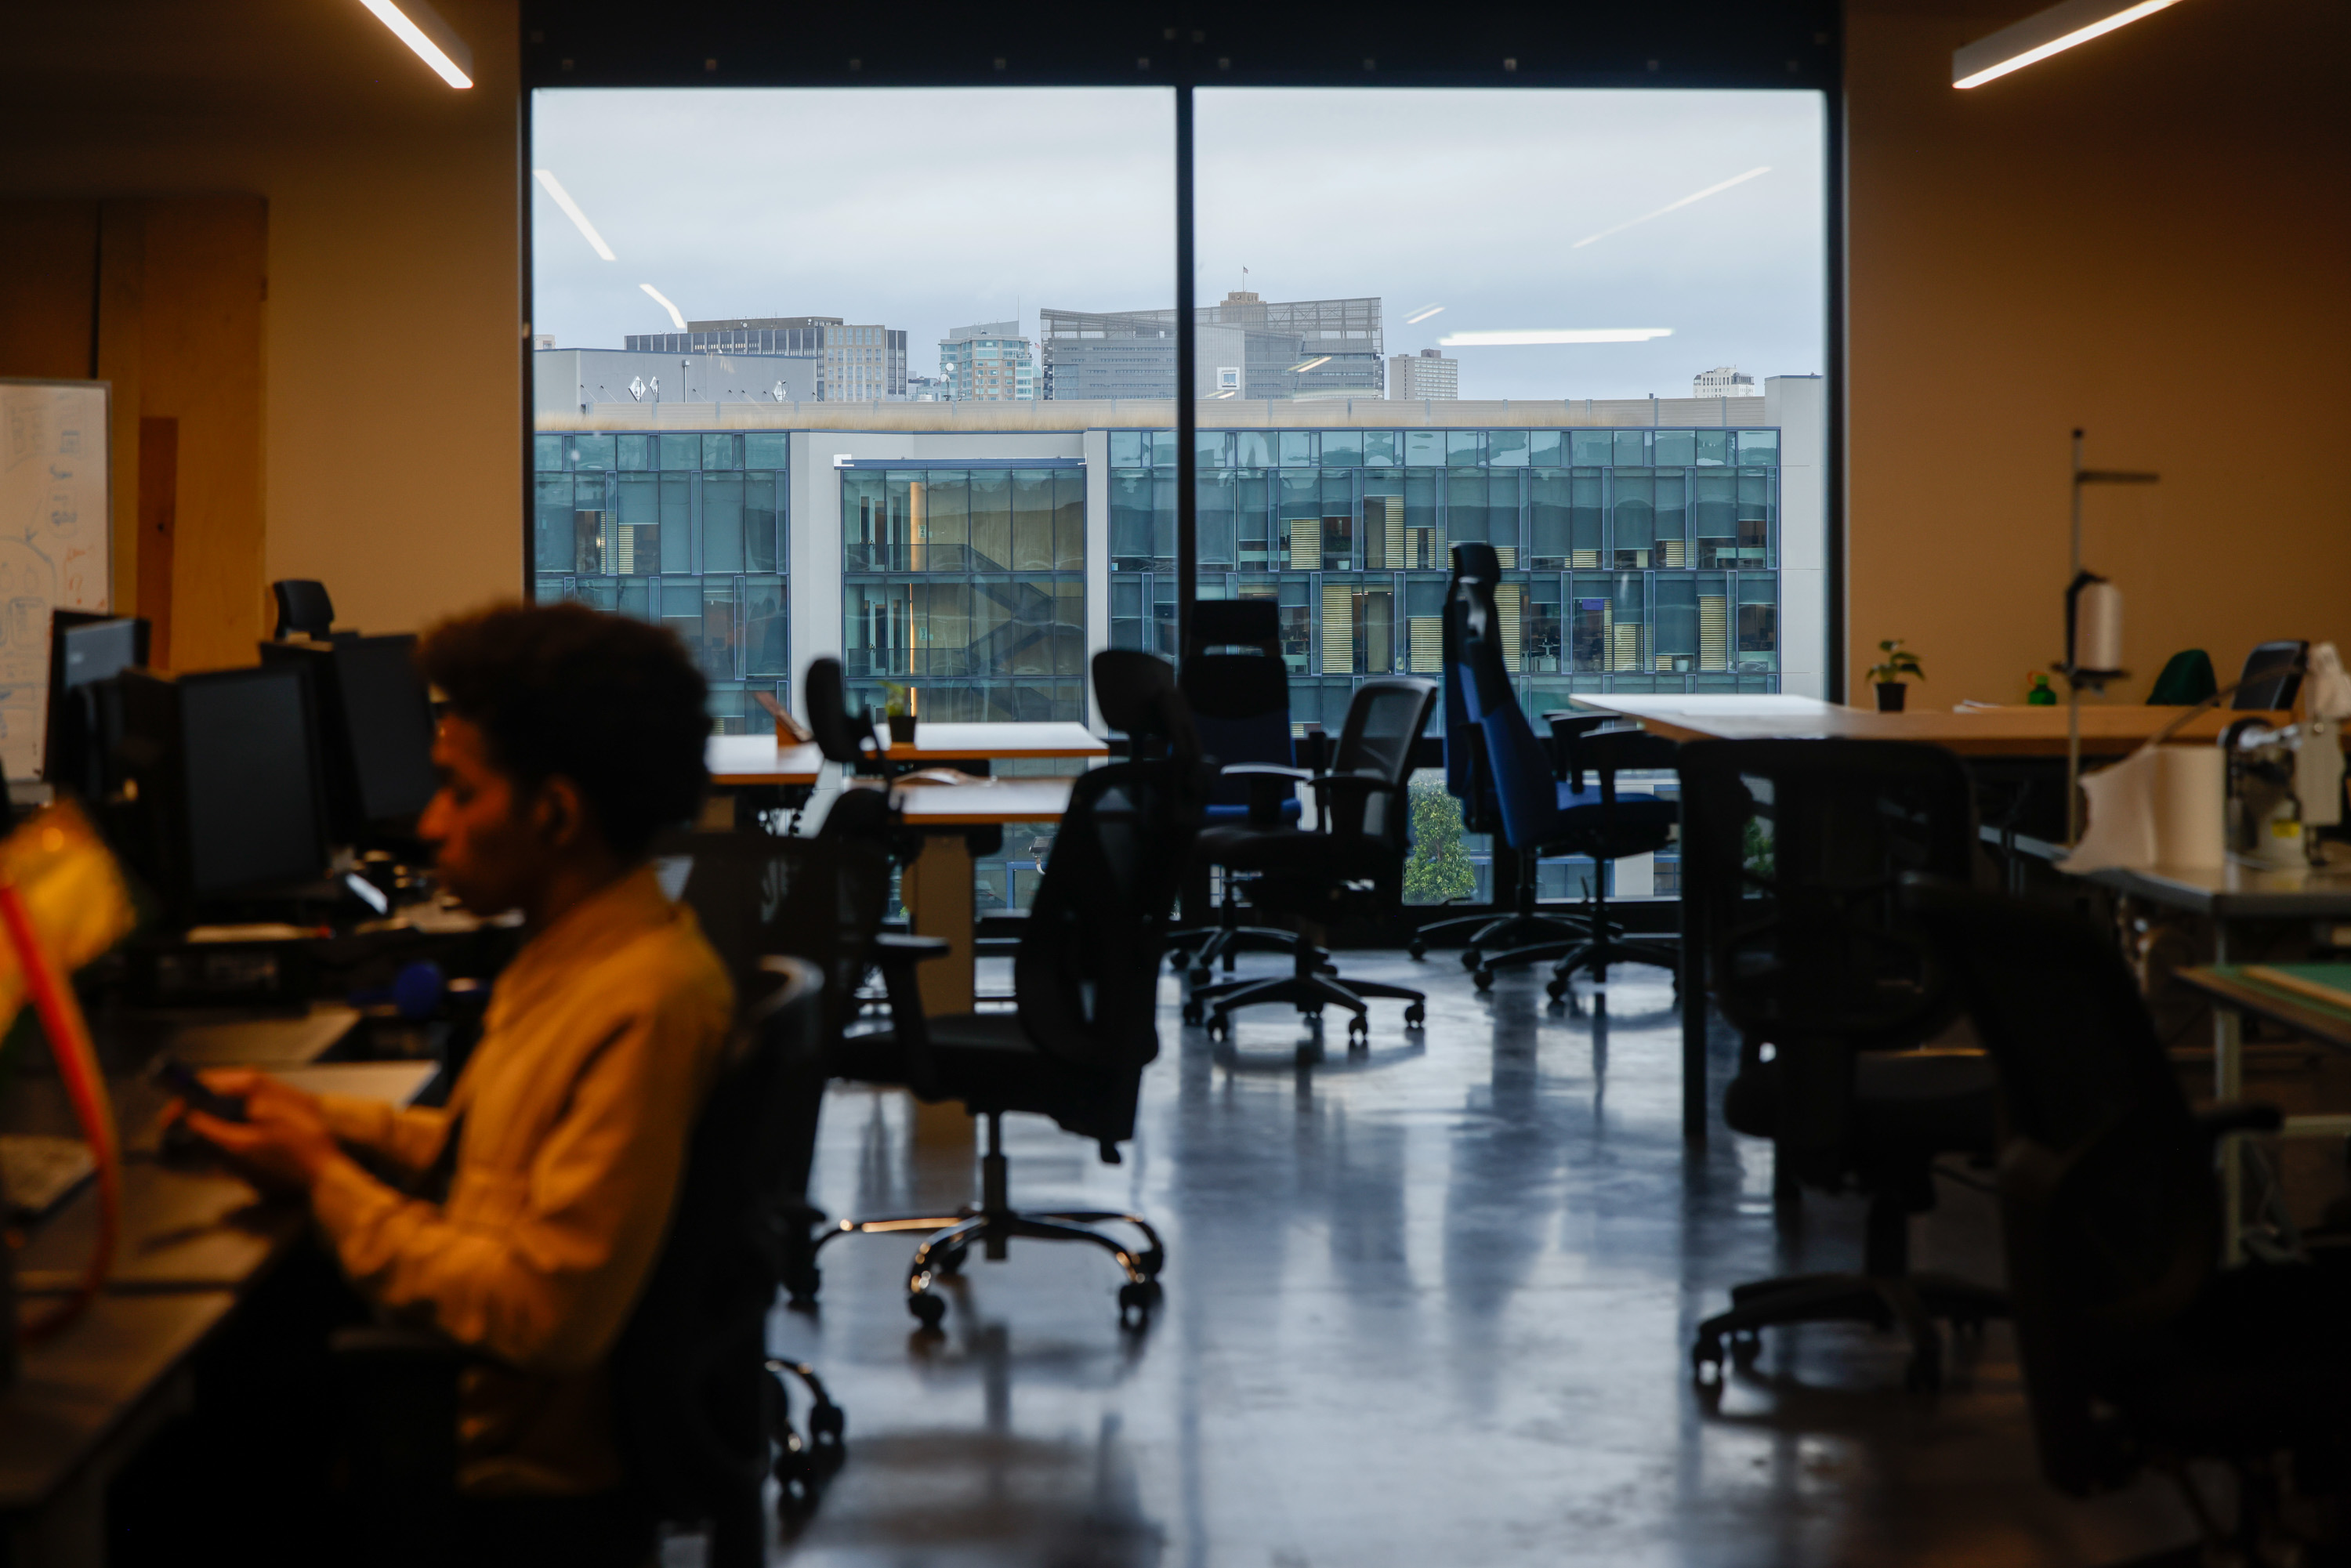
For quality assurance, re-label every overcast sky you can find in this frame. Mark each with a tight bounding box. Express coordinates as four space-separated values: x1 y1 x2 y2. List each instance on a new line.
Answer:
531 88 1824 402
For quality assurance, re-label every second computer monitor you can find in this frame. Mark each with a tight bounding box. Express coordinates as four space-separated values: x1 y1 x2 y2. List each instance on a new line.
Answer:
259 633 437 843
43 611 148 796
176 665 330 899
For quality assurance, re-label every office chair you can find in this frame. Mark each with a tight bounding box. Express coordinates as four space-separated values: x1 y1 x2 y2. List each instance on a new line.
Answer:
271 578 335 641
811 650 1204 1330
1682 741 2007 1393
657 830 895 1305
1409 543 1614 969
1445 546 1679 994
1909 881 2351 1563
333 961 838 1567
2235 639 2309 711
803 654 890 776
1164 599 1316 982
2147 648 2219 706
1528 718 1685 1000
1180 677 1436 1047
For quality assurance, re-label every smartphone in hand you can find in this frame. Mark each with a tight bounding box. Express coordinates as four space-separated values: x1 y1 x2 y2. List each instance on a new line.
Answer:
154 1059 248 1124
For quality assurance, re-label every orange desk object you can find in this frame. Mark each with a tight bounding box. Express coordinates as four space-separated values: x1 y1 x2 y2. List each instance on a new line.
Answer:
881 779 1077 1018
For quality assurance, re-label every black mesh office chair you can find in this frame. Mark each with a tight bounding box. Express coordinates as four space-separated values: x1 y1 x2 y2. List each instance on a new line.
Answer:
333 962 831 1567
2235 639 2309 711
1180 678 1436 1048
1683 740 2007 1392
1909 881 2351 1563
811 650 1204 1330
271 579 335 640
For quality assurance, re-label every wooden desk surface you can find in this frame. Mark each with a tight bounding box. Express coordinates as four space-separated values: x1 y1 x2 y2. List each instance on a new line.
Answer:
707 735 824 787
879 721 1105 761
880 778 1076 825
2179 965 2351 1051
1568 694 2291 757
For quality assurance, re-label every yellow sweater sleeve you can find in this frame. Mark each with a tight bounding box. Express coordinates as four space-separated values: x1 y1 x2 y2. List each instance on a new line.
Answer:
309 990 725 1376
315 1093 452 1179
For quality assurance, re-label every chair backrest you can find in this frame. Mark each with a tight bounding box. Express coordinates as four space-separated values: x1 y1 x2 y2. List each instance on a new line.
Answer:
1440 545 1501 832
272 579 335 640
1179 603 1293 806
657 831 889 1048
1095 647 1202 770
610 958 822 1548
1905 881 2215 1496
801 655 875 766
2146 648 2218 706
2235 639 2308 711
1321 677 1436 849
1451 547 1563 850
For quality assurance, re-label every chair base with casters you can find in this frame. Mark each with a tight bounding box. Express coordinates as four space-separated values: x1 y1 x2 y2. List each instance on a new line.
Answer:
810 1108 1167 1330
1474 879 1679 998
1181 934 1426 1047
1168 872 1305 983
1409 859 1607 969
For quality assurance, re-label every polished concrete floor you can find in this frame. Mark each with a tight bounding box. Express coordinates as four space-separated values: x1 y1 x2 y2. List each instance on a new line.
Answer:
742 950 2210 1566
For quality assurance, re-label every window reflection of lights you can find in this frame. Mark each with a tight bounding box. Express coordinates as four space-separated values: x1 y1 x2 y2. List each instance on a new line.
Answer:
1288 356 1331 373
533 170 615 260
358 0 473 88
639 284 687 330
1404 304 1445 325
1439 328 1673 346
1570 167 1770 249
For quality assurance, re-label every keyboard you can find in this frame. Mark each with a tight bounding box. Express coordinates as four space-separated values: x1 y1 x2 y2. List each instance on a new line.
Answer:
1 1135 97 1219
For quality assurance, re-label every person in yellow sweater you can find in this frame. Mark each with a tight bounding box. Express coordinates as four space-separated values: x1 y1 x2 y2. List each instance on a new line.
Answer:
179 602 732 1558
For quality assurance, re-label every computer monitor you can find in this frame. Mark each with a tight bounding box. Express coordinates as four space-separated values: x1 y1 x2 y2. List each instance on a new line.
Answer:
116 664 329 909
42 611 148 797
259 633 437 842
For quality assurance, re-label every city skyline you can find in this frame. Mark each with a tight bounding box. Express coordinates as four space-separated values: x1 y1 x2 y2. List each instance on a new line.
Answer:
531 86 1825 403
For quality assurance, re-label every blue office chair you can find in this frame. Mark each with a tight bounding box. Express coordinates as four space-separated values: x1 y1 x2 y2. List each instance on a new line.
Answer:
1165 600 1316 981
1408 545 1602 965
1451 545 1680 994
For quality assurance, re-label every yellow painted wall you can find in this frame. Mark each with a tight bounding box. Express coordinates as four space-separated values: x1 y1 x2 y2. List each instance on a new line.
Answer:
1846 0 2351 704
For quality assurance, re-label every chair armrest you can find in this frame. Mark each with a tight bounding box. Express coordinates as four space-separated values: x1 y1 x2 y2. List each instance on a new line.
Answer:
1542 712 1614 781
1219 763 1313 782
1297 724 1331 776
1217 762 1310 827
867 938 946 1097
873 932 953 962
1303 773 1403 798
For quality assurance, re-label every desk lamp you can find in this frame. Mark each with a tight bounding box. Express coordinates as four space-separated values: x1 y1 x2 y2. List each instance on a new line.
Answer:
2059 429 2157 843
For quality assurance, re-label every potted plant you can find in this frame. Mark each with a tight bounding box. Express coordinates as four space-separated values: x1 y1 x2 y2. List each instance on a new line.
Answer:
1867 639 1925 712
881 683 918 744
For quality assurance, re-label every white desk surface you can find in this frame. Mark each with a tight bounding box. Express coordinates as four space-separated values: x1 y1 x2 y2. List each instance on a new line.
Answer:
878 722 1106 761
867 777 1077 825
706 735 825 786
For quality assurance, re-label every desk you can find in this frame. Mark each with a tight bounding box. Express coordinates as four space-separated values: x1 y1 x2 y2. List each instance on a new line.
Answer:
886 779 1078 1017
1568 694 2284 755
877 721 1105 766
706 735 824 787
1568 694 2290 1141
2080 858 2351 1258
0 1048 433 1555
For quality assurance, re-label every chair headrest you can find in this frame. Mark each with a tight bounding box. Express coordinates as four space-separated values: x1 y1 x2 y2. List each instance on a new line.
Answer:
1187 599 1280 654
1451 541 1500 581
800 657 871 764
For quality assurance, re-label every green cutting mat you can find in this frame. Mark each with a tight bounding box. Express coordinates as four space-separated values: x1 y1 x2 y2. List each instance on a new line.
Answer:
2212 963 2351 1021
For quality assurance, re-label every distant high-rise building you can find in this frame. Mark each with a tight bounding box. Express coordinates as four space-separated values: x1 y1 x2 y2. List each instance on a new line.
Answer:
1039 292 1383 401
1692 365 1760 399
939 321 1035 402
624 316 907 401
1389 347 1458 401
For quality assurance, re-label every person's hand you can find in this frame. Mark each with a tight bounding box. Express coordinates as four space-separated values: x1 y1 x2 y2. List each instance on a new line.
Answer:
168 1068 344 1195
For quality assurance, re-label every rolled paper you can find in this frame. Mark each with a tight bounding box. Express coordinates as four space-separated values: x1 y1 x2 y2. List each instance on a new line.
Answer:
2059 745 2158 872
2077 580 2125 672
2153 744 2226 869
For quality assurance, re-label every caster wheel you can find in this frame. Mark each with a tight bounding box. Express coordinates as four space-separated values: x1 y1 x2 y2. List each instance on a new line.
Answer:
1138 1245 1167 1279
1407 940 1426 960
1473 968 1495 992
907 1292 947 1329
1182 1001 1204 1026
1118 1280 1158 1326
809 1400 846 1445
1206 1015 1229 1041
1460 950 1482 971
1403 1003 1425 1029
1729 1331 1762 1366
1187 966 1211 986
933 1245 966 1276
1346 1025 1368 1052
1545 979 1567 1002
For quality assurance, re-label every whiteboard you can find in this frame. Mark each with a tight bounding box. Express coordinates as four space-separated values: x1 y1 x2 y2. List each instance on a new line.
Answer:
0 380 112 780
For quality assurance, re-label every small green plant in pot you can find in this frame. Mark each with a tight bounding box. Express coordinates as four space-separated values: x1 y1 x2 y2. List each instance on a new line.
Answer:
880 682 918 744
1867 639 1925 712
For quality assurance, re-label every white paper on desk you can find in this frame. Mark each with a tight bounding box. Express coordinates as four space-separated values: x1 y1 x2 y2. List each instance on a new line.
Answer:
2059 744 2225 872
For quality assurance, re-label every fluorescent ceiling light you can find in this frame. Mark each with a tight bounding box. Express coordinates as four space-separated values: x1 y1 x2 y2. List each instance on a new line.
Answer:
1954 0 2183 88
357 0 473 89
533 171 615 261
1404 304 1446 325
1440 329 1674 347
640 284 688 330
1572 168 1770 249
1288 355 1332 374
